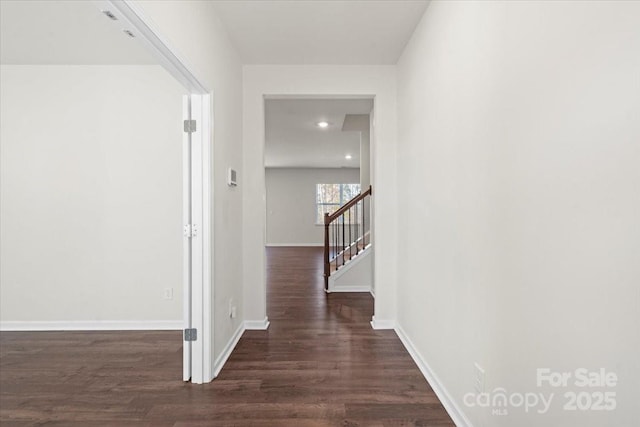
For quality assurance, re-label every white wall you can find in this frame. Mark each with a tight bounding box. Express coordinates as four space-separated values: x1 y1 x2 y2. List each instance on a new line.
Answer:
342 114 371 189
396 2 640 426
0 65 184 325
360 128 371 191
265 168 360 246
132 1 245 365
243 65 397 328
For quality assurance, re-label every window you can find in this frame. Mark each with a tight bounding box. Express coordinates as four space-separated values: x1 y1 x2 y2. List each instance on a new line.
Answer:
316 183 361 224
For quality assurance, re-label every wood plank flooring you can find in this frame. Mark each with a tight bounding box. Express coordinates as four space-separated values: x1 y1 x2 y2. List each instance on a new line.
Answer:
0 247 454 426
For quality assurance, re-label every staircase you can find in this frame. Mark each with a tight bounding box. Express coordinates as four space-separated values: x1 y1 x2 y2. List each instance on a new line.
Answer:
323 185 372 291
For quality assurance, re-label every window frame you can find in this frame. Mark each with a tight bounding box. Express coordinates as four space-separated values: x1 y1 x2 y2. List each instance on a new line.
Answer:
315 183 361 225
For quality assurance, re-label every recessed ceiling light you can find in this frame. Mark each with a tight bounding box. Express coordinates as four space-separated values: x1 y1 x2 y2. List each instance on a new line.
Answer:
317 121 329 128
345 154 352 160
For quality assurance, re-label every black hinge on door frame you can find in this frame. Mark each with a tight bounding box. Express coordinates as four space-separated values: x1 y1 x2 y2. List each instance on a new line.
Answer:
184 328 197 342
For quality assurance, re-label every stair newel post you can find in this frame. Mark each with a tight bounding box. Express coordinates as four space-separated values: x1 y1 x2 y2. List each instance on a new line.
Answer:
324 212 330 291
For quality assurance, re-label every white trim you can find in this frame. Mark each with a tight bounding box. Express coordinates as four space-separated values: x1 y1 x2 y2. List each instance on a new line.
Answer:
201 94 213 383
213 318 270 377
0 320 182 331
213 323 244 378
266 243 323 247
395 325 473 427
327 285 371 293
189 94 205 384
182 95 193 382
244 318 270 330
99 0 208 93
370 316 395 330
370 288 376 298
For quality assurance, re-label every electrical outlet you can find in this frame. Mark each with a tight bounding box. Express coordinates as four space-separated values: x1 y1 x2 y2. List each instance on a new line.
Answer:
474 363 485 393
163 288 174 300
230 306 237 319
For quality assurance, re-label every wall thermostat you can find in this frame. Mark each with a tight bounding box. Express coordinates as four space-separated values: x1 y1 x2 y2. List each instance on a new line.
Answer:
227 168 237 187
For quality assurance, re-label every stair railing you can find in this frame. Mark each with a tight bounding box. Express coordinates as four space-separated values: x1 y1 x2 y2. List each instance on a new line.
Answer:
323 185 372 290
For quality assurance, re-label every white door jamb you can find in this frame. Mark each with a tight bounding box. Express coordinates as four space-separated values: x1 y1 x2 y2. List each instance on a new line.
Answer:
100 0 213 384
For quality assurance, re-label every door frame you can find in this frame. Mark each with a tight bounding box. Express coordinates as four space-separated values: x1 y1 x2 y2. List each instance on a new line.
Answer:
100 0 213 384
242 66 397 329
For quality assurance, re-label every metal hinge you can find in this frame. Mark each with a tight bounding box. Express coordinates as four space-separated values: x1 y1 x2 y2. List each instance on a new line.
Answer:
183 119 197 133
183 224 197 238
184 328 197 342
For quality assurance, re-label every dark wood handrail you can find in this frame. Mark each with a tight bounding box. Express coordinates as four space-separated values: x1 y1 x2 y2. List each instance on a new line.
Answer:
324 185 372 224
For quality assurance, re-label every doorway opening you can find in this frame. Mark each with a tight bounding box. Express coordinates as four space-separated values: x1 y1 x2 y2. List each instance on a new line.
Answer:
0 0 213 384
102 0 213 384
263 97 375 296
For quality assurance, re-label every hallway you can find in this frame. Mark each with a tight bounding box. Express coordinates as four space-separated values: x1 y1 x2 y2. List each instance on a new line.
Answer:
220 246 455 425
0 247 454 426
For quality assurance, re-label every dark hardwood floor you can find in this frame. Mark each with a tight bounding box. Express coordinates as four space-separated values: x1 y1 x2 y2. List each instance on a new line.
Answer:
0 247 454 426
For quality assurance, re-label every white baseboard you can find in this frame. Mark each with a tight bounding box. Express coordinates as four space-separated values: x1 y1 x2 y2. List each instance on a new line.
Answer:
0 320 183 331
370 288 376 298
266 243 323 247
328 285 371 293
212 317 270 377
395 324 473 427
370 316 395 330
244 317 270 330
213 322 244 378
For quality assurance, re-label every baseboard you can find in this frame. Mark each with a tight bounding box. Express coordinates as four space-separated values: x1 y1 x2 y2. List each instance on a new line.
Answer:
370 288 376 298
211 318 270 377
213 322 244 378
328 285 371 293
266 243 323 247
0 320 183 331
244 317 270 330
395 324 473 427
370 316 395 330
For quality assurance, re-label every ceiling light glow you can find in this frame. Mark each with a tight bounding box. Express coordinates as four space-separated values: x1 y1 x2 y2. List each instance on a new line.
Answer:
317 121 329 128
345 154 352 160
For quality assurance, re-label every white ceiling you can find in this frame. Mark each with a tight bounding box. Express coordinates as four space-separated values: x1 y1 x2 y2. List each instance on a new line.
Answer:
210 0 430 64
265 98 373 168
0 0 157 65
1 1 429 65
